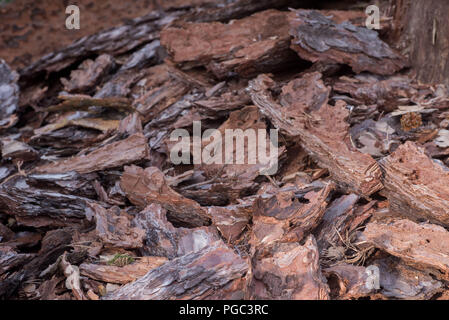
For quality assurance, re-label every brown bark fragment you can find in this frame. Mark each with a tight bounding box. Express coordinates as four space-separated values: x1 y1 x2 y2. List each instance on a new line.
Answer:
248 183 333 299
61 54 116 93
0 175 92 228
120 165 211 227
289 10 408 75
104 240 249 300
324 264 373 299
373 257 443 300
0 59 19 124
333 75 414 112
1 139 39 163
134 204 219 258
80 257 168 284
314 193 360 253
35 133 149 174
248 72 383 196
207 204 251 243
0 246 34 276
20 11 178 78
86 203 145 249
177 105 283 204
380 141 449 226
250 235 330 300
161 10 298 79
360 219 449 279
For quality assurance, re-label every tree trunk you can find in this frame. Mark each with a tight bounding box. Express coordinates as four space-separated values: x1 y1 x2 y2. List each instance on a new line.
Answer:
391 0 449 86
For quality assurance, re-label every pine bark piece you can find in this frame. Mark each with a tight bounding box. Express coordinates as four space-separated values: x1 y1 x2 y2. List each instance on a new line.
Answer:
35 133 149 175
47 94 134 113
207 203 251 243
120 165 211 227
360 219 449 278
324 259 442 300
372 257 443 300
248 72 383 196
250 235 330 300
134 204 220 259
249 182 333 260
314 194 359 251
161 10 297 79
248 183 332 299
131 64 190 123
0 175 91 228
0 231 42 251
0 246 35 276
0 59 19 123
20 228 73 291
182 0 297 23
380 141 449 226
61 54 116 93
1 139 39 163
253 182 334 234
289 10 408 75
86 203 145 249
80 257 168 284
0 60 19 130
104 240 248 300
324 264 374 299
0 223 14 242
333 75 414 112
133 204 179 258
179 105 282 205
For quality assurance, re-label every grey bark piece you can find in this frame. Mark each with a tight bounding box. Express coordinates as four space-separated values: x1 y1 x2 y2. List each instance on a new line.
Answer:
104 240 248 300
0 59 19 123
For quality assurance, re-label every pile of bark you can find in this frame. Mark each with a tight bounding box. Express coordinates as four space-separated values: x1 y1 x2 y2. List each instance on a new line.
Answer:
1 0 449 300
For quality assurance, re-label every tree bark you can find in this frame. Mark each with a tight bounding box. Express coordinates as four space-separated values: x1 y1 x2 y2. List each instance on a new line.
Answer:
392 0 449 86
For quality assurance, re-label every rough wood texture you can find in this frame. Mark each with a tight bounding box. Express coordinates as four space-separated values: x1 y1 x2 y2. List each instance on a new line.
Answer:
248 183 333 299
0 246 35 275
61 54 116 93
161 10 298 79
120 165 211 227
360 219 449 279
178 105 283 204
325 258 442 300
104 241 249 300
134 204 220 258
333 75 413 113
324 264 374 299
289 9 408 75
248 72 383 196
0 59 19 127
80 257 168 284
250 235 330 300
372 257 443 300
380 141 449 226
35 133 149 174
207 203 251 243
86 203 145 249
391 0 449 86
253 182 334 235
0 175 92 227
